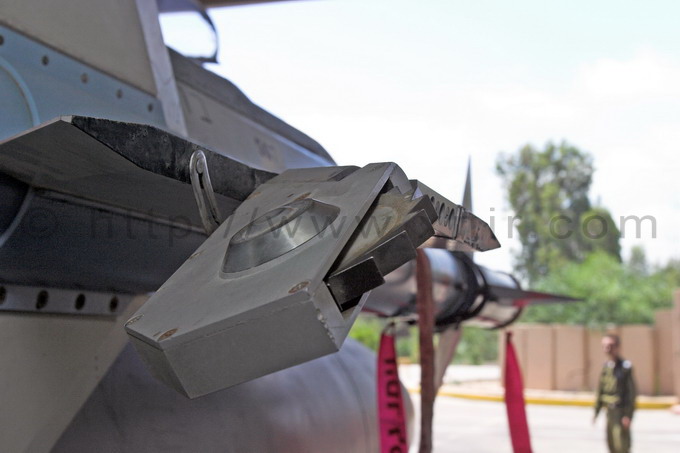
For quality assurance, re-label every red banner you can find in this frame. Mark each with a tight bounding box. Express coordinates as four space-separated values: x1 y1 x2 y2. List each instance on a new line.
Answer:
378 329 408 453
504 331 533 453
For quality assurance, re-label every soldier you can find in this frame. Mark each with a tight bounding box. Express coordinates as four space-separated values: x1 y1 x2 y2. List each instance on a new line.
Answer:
593 334 637 453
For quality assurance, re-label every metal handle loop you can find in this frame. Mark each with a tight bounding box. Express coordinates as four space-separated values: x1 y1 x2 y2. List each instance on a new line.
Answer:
190 150 222 235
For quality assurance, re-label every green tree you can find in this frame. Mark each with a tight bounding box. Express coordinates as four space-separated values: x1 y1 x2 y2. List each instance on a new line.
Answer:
348 317 420 362
349 317 499 364
522 250 676 326
496 141 621 283
628 245 649 276
452 327 498 365
348 316 382 351
579 207 622 260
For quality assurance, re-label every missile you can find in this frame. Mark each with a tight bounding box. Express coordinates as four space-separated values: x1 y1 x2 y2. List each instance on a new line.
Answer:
364 249 578 329
364 161 578 330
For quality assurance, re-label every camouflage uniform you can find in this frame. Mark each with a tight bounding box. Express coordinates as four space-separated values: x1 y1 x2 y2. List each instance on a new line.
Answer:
594 358 636 453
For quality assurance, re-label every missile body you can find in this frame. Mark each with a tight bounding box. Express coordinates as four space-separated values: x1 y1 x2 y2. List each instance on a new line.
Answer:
366 248 576 329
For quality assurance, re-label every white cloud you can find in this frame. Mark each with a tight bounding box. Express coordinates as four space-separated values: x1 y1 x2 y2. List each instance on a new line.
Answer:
199 3 680 272
575 49 680 98
287 49 680 270
430 51 680 268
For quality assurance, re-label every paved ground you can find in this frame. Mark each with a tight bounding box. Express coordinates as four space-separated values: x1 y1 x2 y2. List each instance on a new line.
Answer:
400 364 501 386
410 396 680 452
401 364 677 409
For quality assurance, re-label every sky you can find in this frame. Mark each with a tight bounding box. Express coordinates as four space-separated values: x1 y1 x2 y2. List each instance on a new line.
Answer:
161 0 680 272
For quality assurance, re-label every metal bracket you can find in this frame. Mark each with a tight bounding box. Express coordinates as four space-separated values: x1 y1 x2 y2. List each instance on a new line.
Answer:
190 149 222 234
126 163 404 397
415 180 499 252
125 162 500 398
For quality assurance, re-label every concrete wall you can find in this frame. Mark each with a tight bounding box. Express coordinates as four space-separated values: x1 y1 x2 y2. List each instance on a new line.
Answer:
524 325 555 390
655 309 674 395
673 290 680 398
620 325 655 396
499 300 680 397
554 325 587 391
586 328 605 391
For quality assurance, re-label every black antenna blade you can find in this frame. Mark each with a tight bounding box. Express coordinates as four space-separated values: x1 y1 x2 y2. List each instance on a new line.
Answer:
462 157 472 211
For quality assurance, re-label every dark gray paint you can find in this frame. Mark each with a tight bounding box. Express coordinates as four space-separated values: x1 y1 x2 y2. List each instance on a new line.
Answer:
53 339 413 453
0 189 206 293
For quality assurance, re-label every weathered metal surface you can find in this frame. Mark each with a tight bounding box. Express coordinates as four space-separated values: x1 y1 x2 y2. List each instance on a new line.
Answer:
0 119 237 293
124 160 506 397
326 175 499 312
0 116 274 228
70 116 277 206
125 163 400 397
326 187 437 310
414 180 500 253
